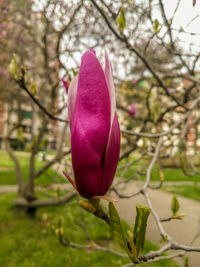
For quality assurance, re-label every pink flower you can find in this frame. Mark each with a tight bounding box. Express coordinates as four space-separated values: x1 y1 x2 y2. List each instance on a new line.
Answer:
62 77 69 92
129 103 136 116
66 49 120 198
131 79 137 85
167 87 172 93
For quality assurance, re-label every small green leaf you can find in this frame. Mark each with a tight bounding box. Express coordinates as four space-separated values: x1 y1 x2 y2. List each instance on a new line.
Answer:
154 19 159 33
171 196 180 215
109 203 130 255
116 5 126 32
29 82 37 95
184 256 189 267
133 204 150 256
9 54 18 79
160 235 168 244
179 154 187 172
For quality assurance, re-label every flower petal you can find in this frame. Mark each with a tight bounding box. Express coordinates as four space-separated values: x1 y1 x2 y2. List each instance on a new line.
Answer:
68 75 78 129
99 113 120 196
71 122 104 198
105 50 116 126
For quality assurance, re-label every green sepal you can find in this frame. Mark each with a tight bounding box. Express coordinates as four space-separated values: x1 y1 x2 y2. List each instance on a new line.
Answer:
127 231 138 263
79 200 96 213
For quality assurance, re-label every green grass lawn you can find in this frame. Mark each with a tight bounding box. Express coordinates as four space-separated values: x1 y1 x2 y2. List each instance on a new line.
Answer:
117 157 200 202
149 167 200 182
1 151 199 185
1 150 200 202
163 184 200 202
117 157 200 182
0 193 178 267
0 151 65 185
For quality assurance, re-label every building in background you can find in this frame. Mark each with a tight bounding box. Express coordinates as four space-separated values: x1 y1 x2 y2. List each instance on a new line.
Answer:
0 101 59 151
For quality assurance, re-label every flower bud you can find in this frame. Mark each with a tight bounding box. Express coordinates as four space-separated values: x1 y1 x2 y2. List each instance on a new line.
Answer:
66 50 120 198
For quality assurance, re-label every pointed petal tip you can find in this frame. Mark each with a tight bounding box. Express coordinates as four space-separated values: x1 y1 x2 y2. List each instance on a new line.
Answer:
82 49 96 61
61 77 69 93
67 75 79 129
89 48 96 55
62 170 78 191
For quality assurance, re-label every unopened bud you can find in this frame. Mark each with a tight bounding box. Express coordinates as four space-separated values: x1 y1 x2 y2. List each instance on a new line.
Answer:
78 200 96 213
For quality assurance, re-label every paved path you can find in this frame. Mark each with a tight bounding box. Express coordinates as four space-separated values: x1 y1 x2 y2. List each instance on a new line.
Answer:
0 185 19 193
112 181 200 267
1 182 200 266
0 184 71 194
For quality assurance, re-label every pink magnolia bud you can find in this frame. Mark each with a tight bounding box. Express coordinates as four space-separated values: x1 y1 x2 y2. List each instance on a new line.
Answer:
129 103 136 116
62 77 69 92
66 50 120 198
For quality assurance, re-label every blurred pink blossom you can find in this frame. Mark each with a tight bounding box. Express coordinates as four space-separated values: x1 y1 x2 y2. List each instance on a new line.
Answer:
129 103 136 116
131 79 137 85
167 87 172 93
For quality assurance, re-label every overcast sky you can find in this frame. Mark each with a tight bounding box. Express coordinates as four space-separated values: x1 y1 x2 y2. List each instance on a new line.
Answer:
157 0 200 51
